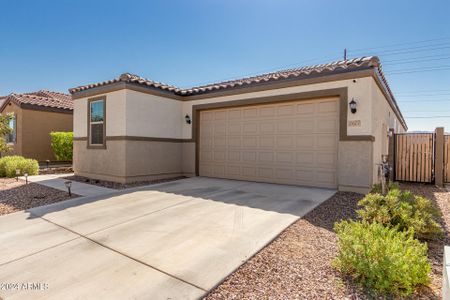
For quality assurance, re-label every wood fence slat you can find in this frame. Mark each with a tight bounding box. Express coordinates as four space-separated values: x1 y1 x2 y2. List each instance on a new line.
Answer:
394 133 434 183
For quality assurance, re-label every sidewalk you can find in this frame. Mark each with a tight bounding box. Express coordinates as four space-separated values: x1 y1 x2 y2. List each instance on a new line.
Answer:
19 173 116 197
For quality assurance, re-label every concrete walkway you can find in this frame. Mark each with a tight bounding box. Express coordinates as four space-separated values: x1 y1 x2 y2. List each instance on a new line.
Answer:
20 173 116 197
0 177 335 300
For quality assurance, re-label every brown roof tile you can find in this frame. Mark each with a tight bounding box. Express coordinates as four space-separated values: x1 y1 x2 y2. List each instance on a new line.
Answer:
69 56 380 95
1 90 72 111
68 56 405 127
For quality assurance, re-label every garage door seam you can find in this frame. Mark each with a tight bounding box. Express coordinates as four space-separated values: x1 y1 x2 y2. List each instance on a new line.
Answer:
38 215 208 292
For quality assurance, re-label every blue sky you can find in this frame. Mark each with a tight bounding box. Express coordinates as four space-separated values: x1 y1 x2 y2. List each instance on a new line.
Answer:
0 0 449 131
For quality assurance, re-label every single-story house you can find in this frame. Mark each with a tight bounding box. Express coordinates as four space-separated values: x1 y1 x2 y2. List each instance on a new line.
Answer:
0 90 73 161
69 56 407 193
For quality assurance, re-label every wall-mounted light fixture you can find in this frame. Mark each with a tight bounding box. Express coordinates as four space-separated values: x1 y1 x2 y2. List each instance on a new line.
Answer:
185 114 191 124
349 99 357 114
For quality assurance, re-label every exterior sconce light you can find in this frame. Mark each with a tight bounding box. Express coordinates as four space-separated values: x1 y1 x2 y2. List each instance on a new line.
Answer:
349 99 357 114
24 173 28 184
387 129 393 138
15 169 20 182
64 180 72 196
185 114 191 124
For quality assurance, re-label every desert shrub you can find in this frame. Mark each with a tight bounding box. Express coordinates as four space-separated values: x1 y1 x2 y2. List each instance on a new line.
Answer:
334 220 430 297
358 188 443 240
0 156 39 177
50 132 73 161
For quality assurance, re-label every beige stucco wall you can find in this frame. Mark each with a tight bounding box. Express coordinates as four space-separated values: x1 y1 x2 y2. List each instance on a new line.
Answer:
370 80 406 184
73 140 126 182
2 103 73 161
125 90 183 138
21 109 73 161
338 141 373 193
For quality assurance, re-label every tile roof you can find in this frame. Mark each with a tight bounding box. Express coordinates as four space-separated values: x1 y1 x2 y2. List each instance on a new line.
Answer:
0 90 72 111
68 56 405 127
69 56 380 95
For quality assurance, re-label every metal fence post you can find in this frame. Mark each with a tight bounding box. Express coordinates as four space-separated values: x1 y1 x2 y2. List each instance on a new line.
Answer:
435 127 444 188
388 128 395 181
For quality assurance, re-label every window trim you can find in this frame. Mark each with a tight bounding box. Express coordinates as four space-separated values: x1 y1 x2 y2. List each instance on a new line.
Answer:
87 96 106 149
6 113 17 144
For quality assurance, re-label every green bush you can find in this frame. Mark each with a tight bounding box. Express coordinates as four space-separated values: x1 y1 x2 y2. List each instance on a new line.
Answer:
334 220 430 297
0 156 39 177
358 188 443 240
370 181 399 194
50 132 73 161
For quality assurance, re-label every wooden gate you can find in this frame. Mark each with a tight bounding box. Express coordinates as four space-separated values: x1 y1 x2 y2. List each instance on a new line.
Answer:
394 133 434 183
445 135 450 183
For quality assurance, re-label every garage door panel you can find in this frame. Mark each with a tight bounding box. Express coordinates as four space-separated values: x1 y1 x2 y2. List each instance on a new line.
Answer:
276 152 294 163
275 168 294 179
199 98 338 188
318 100 338 113
213 136 226 147
316 134 337 148
260 122 276 134
242 151 257 162
228 109 242 120
277 104 296 116
228 151 241 162
213 151 226 161
242 136 258 148
227 136 241 147
227 124 241 135
259 152 274 163
243 122 259 135
316 118 338 133
243 108 258 118
259 106 276 117
260 136 275 148
296 119 315 133
297 102 315 114
296 136 315 148
214 111 227 120
277 119 295 133
258 167 274 178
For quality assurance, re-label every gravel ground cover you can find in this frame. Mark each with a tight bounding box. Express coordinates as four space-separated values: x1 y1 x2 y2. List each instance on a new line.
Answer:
39 166 73 175
206 183 450 299
0 178 79 216
63 175 186 189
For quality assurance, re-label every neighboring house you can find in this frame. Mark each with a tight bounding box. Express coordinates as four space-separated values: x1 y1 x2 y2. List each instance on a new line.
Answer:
0 90 73 161
69 56 407 193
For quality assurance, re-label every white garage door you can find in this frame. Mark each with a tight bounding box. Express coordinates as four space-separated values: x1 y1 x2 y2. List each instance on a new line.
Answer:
199 97 339 188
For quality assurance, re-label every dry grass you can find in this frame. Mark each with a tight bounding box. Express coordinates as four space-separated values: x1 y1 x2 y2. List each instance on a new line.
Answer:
206 183 450 300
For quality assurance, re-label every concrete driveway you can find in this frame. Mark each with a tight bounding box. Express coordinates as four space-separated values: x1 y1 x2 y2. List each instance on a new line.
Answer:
0 177 335 300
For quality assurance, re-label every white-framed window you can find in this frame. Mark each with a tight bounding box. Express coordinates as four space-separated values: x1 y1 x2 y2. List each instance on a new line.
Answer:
89 98 105 146
6 114 16 144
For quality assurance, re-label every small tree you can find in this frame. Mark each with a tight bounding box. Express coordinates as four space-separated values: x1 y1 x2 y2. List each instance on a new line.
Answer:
0 113 13 154
50 132 73 161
